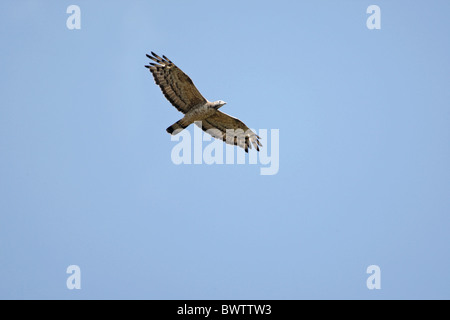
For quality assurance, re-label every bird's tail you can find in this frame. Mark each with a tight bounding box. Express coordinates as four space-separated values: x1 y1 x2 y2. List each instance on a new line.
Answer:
166 119 189 135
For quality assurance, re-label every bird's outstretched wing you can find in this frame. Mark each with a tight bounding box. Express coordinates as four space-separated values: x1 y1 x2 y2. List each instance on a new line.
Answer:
145 52 207 114
196 111 262 153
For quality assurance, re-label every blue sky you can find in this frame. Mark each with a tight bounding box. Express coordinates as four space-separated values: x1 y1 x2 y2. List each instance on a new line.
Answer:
1 0 449 299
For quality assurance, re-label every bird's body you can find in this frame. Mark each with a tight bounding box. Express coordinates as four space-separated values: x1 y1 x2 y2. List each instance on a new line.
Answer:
145 52 261 152
182 103 217 126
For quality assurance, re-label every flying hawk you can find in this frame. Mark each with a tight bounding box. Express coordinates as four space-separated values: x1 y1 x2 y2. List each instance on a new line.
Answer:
145 52 261 152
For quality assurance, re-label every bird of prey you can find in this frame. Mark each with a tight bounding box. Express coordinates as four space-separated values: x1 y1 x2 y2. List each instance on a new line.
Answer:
145 52 261 152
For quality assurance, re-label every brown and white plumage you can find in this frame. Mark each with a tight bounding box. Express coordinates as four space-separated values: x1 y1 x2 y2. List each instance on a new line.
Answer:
197 113 261 152
145 52 261 152
145 52 206 113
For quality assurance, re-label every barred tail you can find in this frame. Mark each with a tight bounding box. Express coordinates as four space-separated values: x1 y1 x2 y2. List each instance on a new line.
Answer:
166 119 189 135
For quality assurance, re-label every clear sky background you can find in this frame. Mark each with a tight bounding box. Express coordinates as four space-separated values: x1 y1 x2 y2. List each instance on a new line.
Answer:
0 0 449 299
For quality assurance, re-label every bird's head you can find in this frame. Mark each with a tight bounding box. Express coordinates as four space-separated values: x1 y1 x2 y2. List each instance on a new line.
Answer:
213 100 227 109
